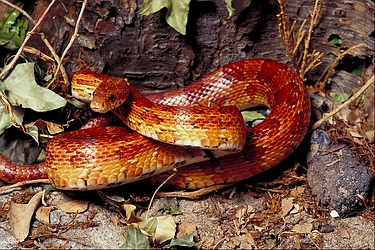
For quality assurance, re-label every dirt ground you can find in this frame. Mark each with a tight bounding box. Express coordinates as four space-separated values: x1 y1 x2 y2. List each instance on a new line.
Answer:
0 0 374 249
0 170 374 249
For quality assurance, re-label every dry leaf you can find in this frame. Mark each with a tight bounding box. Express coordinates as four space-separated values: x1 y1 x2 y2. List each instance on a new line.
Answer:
122 204 136 220
25 119 64 135
254 225 265 232
365 130 374 143
176 220 197 238
334 149 343 157
122 204 142 224
35 206 53 224
9 191 44 242
292 223 313 233
290 203 300 214
281 198 294 216
290 186 305 197
348 127 363 138
338 225 350 238
110 214 121 226
227 235 253 249
250 212 267 219
243 228 256 247
57 200 89 213
227 235 241 248
153 215 176 244
236 206 246 225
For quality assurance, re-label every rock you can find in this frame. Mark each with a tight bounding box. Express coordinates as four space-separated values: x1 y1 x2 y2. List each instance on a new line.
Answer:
307 129 374 216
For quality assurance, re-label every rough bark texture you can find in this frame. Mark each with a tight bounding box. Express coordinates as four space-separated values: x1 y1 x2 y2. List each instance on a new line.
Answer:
23 0 374 91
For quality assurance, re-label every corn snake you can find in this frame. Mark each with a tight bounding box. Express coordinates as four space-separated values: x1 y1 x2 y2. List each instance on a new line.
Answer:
0 59 310 190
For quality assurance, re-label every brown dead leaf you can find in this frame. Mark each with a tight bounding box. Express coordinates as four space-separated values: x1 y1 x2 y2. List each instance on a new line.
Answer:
110 214 121 226
35 206 53 224
227 235 254 249
176 220 197 239
9 191 44 242
290 186 305 197
243 228 256 247
334 149 343 157
281 197 294 216
250 212 267 220
338 224 350 238
122 204 142 224
57 200 89 213
290 203 300 214
226 235 241 248
364 130 374 143
292 222 313 234
24 119 64 134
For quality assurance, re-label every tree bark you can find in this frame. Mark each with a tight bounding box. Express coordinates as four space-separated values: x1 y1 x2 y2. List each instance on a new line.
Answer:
23 0 373 90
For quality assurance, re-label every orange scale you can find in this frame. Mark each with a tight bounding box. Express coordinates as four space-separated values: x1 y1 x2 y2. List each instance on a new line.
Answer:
126 170 135 179
87 177 98 187
97 176 108 186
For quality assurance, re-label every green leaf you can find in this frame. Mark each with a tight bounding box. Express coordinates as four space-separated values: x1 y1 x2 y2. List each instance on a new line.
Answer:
329 91 349 103
163 233 195 248
241 110 265 123
139 0 191 35
120 226 151 249
154 216 176 244
2 63 66 112
157 197 181 215
25 124 39 144
328 37 342 46
0 2 28 46
141 217 158 236
225 0 251 20
350 65 362 76
0 104 24 134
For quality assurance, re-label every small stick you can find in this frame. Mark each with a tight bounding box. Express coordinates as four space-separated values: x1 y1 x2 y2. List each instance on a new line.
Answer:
50 0 88 88
309 75 374 132
0 179 51 194
145 169 177 220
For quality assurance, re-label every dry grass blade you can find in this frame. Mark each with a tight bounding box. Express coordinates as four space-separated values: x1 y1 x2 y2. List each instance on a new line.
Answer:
277 0 324 79
315 43 365 90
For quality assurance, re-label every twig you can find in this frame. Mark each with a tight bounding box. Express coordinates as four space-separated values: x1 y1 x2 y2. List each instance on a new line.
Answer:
243 184 284 193
0 0 57 80
309 75 374 132
155 184 232 199
299 0 322 78
23 46 55 64
0 0 58 130
0 179 51 194
0 0 68 89
0 0 36 25
50 0 87 88
315 43 364 89
277 0 298 69
277 0 323 77
145 169 177 220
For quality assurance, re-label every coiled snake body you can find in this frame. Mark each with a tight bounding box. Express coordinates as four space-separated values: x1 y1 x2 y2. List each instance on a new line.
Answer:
0 59 310 190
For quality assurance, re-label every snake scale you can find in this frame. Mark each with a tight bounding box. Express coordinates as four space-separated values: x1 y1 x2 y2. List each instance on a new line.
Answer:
0 59 310 190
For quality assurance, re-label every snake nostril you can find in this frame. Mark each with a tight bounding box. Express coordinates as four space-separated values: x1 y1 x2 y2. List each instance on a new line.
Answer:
109 94 115 101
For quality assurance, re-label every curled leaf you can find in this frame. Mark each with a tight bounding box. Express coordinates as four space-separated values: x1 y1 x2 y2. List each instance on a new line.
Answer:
3 63 66 112
139 0 191 35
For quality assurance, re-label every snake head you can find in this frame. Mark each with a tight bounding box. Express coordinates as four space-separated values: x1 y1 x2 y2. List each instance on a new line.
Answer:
90 77 130 113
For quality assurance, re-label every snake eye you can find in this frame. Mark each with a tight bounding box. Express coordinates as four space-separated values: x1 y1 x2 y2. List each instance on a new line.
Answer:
109 94 115 101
